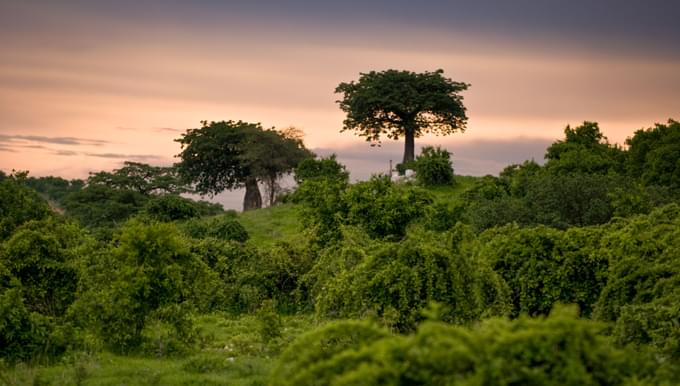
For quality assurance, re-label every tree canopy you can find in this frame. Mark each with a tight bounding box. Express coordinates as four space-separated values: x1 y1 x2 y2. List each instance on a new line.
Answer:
336 69 469 163
175 120 312 210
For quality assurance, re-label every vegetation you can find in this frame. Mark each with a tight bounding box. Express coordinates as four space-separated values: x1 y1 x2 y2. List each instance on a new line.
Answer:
175 121 312 211
336 69 469 163
1 82 679 384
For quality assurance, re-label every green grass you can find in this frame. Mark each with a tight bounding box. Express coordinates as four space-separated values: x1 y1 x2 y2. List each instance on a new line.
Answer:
425 175 479 202
1 314 317 386
238 204 305 247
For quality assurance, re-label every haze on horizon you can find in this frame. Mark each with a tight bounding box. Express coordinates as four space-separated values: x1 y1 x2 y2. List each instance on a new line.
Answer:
1 0 679 207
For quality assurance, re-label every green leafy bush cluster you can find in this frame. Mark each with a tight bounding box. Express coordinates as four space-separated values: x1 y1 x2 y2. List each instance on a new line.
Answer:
411 145 455 186
315 225 510 331
272 306 657 386
180 214 249 242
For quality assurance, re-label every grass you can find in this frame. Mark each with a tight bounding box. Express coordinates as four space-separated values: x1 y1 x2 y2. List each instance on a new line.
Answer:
238 204 306 247
0 314 317 386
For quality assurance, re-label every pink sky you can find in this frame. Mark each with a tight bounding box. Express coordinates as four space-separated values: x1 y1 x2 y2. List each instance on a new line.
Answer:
1 1 679 185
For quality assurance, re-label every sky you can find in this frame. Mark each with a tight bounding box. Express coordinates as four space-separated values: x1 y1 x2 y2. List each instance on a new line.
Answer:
1 0 679 208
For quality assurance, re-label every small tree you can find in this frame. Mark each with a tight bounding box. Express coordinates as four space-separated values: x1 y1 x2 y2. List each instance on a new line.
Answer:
336 69 469 163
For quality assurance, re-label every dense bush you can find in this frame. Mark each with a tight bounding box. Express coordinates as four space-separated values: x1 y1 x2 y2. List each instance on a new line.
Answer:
143 194 200 222
180 214 249 242
343 176 433 239
271 306 651 386
70 220 219 353
478 224 607 317
294 154 349 184
62 184 148 232
594 204 680 360
412 146 454 186
0 219 85 317
0 174 52 240
316 226 510 331
293 177 348 245
626 119 680 188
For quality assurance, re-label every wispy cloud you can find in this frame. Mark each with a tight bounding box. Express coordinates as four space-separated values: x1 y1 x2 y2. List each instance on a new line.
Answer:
0 134 110 146
83 152 161 161
154 127 181 133
0 145 16 152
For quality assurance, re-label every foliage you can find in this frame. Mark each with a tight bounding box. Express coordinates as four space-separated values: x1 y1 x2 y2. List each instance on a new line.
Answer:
342 176 433 239
175 120 312 210
0 219 85 317
181 214 249 243
143 194 200 222
294 154 349 184
336 69 469 162
25 176 85 205
0 173 53 240
70 220 218 353
411 146 454 186
626 119 680 188
316 226 510 331
62 184 149 231
594 204 680 360
479 225 608 317
271 320 390 385
294 177 348 245
272 306 648 386
545 121 625 175
0 282 69 363
87 161 188 196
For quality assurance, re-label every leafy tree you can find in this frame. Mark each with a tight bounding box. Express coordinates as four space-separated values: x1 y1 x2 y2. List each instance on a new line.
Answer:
241 126 313 206
142 194 200 222
176 120 312 211
626 119 680 189
25 176 85 206
62 184 149 232
545 121 625 175
88 161 188 196
336 69 469 163
0 172 52 240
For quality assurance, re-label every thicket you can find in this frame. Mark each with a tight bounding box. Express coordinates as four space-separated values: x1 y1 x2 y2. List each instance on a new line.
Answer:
2 118 679 385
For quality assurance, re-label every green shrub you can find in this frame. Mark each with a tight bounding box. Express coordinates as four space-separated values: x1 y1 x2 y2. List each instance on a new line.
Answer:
70 220 217 353
294 154 349 184
181 215 249 243
478 224 608 317
342 176 433 239
271 306 651 386
270 320 390 385
143 194 200 222
0 174 52 240
316 226 510 331
412 146 454 186
594 204 680 360
0 219 84 317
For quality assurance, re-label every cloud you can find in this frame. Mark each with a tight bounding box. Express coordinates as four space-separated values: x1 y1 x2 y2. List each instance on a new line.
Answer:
83 152 162 161
154 127 181 133
0 145 16 152
0 134 110 146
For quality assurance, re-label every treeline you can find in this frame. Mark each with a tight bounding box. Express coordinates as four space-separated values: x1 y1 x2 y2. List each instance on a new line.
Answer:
0 119 679 385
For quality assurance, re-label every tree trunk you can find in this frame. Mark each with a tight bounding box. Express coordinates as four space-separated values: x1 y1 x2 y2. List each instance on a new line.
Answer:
403 128 415 164
243 177 262 211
